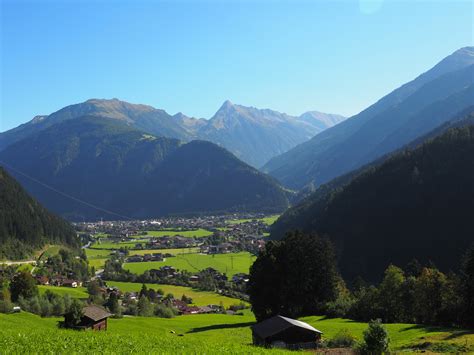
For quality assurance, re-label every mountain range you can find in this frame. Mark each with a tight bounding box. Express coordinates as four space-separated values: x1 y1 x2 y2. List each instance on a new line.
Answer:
0 99 345 168
263 46 474 189
0 167 78 260
271 108 474 281
0 117 290 220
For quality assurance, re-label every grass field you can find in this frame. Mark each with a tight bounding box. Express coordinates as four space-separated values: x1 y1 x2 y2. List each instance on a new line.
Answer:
128 247 200 256
90 241 140 249
16 263 34 272
106 281 244 308
85 247 202 269
36 245 63 261
85 248 112 258
227 214 280 225
0 312 283 354
1 311 472 353
143 229 213 238
124 252 256 276
85 248 113 269
38 285 89 299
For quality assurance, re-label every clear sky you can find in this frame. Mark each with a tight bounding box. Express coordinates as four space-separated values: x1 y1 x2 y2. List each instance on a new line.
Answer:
1 0 472 131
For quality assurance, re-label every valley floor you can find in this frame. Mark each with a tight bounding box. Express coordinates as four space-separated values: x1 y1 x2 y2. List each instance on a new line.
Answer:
1 311 473 354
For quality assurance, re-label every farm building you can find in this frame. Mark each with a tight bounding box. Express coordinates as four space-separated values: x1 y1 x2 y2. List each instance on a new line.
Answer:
251 315 322 349
66 305 112 331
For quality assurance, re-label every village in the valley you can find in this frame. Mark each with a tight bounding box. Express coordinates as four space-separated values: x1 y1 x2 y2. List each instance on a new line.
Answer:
29 213 276 319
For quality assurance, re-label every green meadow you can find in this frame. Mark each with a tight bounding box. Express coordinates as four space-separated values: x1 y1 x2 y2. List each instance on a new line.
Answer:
143 229 213 238
227 214 280 225
124 252 256 276
85 248 112 269
1 311 472 354
38 285 89 299
90 241 139 249
128 247 200 256
105 281 243 308
37 245 63 261
16 263 34 273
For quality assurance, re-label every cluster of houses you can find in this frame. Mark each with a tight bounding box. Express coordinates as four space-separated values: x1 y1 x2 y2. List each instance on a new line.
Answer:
144 236 197 249
74 213 271 240
99 284 232 316
35 275 83 288
126 253 169 263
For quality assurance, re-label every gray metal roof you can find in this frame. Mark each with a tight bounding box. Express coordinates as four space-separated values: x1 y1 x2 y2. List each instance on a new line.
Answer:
251 315 322 339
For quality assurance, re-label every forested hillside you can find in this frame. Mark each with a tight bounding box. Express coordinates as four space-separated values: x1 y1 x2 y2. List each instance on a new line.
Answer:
0 168 78 260
271 122 474 281
0 116 289 220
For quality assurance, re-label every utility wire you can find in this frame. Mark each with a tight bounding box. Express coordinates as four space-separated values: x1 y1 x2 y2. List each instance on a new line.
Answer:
0 160 134 221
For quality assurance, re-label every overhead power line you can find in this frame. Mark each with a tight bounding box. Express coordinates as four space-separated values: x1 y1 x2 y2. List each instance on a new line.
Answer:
0 160 134 221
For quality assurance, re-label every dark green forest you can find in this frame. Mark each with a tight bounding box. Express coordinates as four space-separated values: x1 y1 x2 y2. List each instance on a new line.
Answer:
0 168 78 260
272 121 474 282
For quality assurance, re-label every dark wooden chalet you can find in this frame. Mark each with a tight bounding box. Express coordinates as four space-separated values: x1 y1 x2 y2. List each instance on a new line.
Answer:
72 305 112 331
252 315 322 349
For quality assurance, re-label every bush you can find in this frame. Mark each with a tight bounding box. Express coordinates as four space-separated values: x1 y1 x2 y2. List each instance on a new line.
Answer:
0 299 13 313
154 303 177 318
327 329 357 348
324 294 354 318
360 319 390 354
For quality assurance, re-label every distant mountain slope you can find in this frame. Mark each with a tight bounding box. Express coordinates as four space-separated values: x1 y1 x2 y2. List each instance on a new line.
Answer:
263 47 474 188
0 167 78 260
0 99 344 168
0 117 289 220
0 98 191 151
197 100 345 167
271 111 474 281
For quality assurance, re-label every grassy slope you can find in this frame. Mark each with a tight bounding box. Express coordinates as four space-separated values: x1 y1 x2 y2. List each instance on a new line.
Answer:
85 247 202 269
38 285 89 299
1 312 472 353
106 281 243 308
123 252 256 276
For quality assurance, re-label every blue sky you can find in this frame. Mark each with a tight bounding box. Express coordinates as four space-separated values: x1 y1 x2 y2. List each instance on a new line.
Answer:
1 0 472 131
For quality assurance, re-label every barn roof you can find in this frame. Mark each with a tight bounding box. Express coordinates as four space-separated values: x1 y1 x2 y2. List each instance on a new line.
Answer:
83 305 112 321
252 315 322 339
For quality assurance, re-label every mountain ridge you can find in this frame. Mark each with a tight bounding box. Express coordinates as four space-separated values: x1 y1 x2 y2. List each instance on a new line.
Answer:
263 46 474 188
0 99 344 168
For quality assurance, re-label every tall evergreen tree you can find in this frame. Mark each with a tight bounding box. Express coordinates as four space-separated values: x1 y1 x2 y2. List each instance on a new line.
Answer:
9 271 38 302
248 231 339 321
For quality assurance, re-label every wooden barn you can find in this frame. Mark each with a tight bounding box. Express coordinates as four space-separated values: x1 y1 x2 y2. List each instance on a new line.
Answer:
66 305 112 331
251 315 322 349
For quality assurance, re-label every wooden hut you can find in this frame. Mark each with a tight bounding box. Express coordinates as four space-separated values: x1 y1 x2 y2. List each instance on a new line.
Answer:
252 315 322 349
65 305 112 331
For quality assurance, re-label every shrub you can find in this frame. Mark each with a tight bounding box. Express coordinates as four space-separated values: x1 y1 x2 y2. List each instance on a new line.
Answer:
154 303 177 318
360 319 390 354
0 299 13 313
327 329 357 348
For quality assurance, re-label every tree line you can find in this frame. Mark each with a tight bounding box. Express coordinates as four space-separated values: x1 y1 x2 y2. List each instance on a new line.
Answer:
249 231 474 327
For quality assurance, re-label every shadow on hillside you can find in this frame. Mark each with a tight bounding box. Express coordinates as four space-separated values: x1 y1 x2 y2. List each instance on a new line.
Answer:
400 324 474 339
443 329 474 340
400 324 453 333
187 321 255 334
